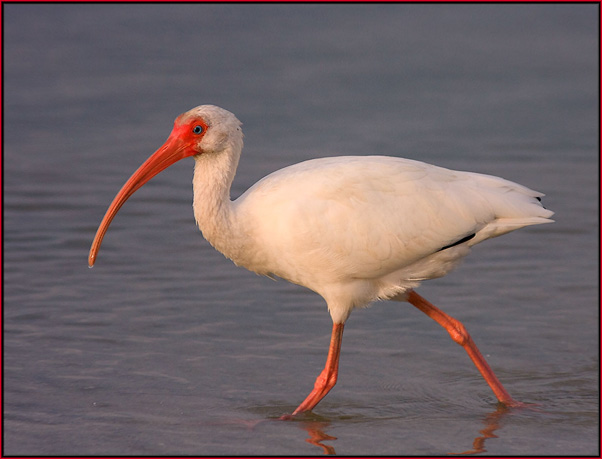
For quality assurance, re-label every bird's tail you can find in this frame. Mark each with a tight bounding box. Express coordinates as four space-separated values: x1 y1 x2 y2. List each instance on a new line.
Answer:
468 173 554 245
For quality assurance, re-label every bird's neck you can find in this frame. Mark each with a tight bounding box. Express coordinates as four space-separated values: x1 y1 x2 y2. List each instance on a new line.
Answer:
192 148 244 262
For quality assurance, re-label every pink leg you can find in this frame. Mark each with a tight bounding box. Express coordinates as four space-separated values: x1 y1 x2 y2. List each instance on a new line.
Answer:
286 323 345 417
407 290 520 406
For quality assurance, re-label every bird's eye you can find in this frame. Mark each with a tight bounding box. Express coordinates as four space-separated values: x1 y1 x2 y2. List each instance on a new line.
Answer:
193 125 204 134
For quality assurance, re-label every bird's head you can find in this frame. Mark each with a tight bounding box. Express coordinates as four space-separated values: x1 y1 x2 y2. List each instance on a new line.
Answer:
87 105 242 267
181 105 243 155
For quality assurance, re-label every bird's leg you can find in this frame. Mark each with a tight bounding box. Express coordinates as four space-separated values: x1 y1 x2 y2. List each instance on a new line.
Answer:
287 323 345 417
406 290 520 407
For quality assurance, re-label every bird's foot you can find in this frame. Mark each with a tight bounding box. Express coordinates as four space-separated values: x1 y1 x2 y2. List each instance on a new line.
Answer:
499 399 541 411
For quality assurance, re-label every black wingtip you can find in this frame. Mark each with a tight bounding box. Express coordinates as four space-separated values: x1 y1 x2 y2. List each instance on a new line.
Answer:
438 233 476 252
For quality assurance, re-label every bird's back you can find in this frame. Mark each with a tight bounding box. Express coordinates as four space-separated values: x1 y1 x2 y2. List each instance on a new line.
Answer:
232 156 553 313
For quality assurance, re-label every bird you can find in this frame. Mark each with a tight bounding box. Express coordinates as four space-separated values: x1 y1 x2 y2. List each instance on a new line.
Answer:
89 105 554 417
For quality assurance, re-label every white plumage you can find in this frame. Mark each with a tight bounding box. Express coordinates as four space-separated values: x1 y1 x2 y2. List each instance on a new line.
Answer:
90 105 554 416
222 155 551 323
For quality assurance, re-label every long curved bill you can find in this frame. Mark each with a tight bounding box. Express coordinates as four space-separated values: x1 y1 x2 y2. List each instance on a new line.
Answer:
88 131 192 268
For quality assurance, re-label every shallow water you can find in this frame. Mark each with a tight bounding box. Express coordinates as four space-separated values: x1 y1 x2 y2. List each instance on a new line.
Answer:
3 4 599 456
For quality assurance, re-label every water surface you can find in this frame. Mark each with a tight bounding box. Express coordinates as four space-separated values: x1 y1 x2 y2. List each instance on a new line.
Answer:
3 4 598 455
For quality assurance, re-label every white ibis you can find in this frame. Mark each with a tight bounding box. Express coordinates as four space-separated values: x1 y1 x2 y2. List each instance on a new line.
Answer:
89 105 554 417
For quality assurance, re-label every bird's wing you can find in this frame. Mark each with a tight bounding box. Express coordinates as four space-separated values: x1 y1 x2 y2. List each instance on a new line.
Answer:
235 156 552 285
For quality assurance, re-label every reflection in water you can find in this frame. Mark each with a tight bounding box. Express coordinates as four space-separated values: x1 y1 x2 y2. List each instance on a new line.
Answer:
206 415 338 455
298 420 337 455
290 406 513 455
449 404 513 455
224 403 522 455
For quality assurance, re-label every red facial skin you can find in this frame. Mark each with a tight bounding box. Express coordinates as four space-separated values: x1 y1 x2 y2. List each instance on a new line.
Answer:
88 115 208 267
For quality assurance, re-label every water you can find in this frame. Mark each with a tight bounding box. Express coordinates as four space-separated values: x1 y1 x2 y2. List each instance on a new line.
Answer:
3 4 598 455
